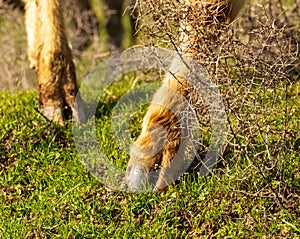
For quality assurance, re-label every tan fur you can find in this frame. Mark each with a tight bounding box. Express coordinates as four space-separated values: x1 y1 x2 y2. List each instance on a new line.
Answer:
21 0 245 189
184 0 245 23
21 0 132 124
24 0 38 69
127 0 246 190
23 0 85 124
179 0 246 54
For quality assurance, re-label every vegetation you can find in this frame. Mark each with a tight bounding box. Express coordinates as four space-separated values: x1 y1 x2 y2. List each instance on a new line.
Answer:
1 88 299 238
0 0 299 238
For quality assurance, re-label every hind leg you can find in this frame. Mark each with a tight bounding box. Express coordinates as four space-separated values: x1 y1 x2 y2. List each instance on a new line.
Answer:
24 0 38 69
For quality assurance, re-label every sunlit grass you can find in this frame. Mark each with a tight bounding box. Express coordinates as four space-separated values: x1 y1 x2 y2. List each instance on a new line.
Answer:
0 1 299 238
1 79 299 238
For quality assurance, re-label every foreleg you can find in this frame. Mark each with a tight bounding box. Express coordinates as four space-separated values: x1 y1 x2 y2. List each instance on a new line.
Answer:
23 0 85 124
126 0 246 191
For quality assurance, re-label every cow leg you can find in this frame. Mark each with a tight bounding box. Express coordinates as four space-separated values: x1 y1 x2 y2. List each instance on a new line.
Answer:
127 75 190 191
24 0 38 69
126 0 245 191
23 0 85 124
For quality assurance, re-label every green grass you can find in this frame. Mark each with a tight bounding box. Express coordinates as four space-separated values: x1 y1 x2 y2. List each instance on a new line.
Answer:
1 1 300 238
0 79 299 238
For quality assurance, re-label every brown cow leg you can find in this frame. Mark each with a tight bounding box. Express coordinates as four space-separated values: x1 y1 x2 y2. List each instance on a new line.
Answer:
126 0 246 191
24 0 85 124
126 75 189 191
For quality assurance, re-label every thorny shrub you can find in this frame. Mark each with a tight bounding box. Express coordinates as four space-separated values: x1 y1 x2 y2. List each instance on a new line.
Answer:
133 0 300 214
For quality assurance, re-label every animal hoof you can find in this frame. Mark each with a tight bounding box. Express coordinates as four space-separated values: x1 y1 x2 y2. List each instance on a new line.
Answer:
41 105 64 125
126 164 158 192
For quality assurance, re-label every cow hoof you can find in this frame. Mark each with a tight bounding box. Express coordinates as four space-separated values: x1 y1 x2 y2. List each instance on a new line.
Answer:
126 164 159 192
41 105 64 125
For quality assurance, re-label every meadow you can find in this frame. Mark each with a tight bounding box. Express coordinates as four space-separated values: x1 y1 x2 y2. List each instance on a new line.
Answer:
0 0 299 238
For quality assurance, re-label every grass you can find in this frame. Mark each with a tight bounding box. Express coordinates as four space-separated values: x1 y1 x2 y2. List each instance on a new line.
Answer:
1 1 300 238
0 81 299 238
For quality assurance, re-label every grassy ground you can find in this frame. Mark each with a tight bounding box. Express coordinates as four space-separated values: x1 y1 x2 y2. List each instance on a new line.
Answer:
0 90 299 238
0 1 300 238
1 73 300 238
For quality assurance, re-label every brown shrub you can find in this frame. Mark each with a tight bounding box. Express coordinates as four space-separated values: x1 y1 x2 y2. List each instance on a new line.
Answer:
134 0 300 209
